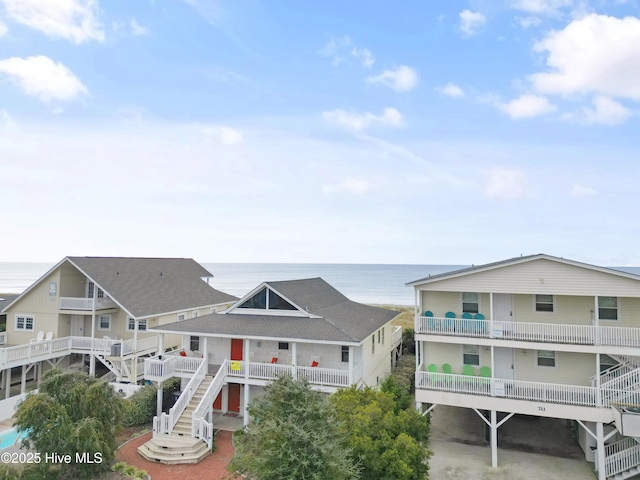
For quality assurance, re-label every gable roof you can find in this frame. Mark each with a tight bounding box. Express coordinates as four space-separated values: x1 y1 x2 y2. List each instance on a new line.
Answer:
2 257 238 318
152 277 399 344
0 294 19 313
406 253 640 287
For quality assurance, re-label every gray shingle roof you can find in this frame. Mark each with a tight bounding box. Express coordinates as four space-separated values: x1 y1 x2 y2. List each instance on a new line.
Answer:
67 257 238 318
152 277 399 343
0 294 19 313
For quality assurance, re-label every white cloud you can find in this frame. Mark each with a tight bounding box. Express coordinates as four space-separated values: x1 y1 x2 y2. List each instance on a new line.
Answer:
499 94 557 119
319 36 352 66
202 125 244 145
516 16 542 28
322 178 373 195
129 18 148 36
459 10 486 36
367 66 418 92
0 0 104 43
351 47 375 68
571 184 597 197
583 96 631 125
0 56 87 102
510 0 573 14
0 20 7 36
436 83 465 98
322 107 403 132
485 168 528 199
530 14 640 100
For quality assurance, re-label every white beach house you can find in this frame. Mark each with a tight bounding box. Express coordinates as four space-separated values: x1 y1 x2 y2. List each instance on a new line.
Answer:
0 257 237 398
140 277 403 463
409 254 640 480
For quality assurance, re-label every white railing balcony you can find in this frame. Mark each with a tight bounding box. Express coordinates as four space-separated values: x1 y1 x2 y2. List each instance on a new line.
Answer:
415 368 640 409
415 315 640 348
143 354 203 382
59 296 117 311
391 325 402 346
0 332 6 345
224 360 350 387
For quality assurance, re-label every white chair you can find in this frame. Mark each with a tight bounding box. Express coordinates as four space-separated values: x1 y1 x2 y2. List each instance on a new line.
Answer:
30 331 44 343
45 332 53 341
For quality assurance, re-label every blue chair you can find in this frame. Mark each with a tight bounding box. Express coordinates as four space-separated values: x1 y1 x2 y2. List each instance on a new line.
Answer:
424 310 436 329
444 312 456 332
461 312 472 333
474 313 487 334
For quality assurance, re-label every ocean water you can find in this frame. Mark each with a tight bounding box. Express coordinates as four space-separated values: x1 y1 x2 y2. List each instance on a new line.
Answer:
0 262 464 306
2 262 640 307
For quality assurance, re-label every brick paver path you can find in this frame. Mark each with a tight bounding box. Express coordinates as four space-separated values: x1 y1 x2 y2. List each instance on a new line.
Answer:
116 431 240 480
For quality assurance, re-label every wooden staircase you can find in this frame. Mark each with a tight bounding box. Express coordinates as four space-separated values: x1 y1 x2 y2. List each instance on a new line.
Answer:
137 375 214 464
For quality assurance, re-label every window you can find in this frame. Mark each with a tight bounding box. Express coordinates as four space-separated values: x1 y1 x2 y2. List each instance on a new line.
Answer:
193 311 199 318
462 293 479 314
463 345 480 366
371 335 375 355
238 288 267 309
535 294 554 312
341 346 349 363
377 330 381 343
87 282 104 299
177 313 186 321
598 297 618 321
98 315 111 331
537 350 556 367
15 315 34 331
381 327 385 345
190 336 200 352
127 318 147 331
278 342 289 350
268 290 297 310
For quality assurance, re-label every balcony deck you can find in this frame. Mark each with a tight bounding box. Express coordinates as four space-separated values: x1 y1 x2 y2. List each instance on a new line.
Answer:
415 315 640 348
59 296 118 311
0 335 158 370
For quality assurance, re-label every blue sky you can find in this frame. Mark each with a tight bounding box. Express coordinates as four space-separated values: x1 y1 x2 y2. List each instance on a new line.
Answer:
1 0 639 266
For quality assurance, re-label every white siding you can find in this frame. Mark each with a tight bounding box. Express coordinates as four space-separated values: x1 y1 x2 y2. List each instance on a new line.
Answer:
417 258 640 297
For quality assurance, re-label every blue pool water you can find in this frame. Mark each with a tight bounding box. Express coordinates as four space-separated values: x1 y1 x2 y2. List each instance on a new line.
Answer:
0 428 25 450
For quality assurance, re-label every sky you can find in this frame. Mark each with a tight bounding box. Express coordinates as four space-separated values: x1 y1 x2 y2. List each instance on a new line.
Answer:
0 0 639 266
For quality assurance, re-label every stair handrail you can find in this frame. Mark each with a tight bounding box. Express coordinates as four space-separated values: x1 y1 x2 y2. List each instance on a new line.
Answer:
591 363 631 387
605 442 640 477
605 436 637 457
192 359 228 449
166 357 206 434
601 367 640 390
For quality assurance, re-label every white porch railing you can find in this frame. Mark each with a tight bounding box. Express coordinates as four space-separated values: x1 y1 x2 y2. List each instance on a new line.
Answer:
143 354 202 382
298 365 349 387
154 357 206 436
391 325 402 346
416 370 606 407
0 335 159 369
192 360 228 449
59 297 117 310
605 442 640 477
0 332 6 345
224 360 350 387
415 315 640 347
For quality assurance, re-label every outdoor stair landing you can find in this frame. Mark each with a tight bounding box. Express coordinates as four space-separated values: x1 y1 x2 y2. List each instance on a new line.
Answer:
137 375 214 464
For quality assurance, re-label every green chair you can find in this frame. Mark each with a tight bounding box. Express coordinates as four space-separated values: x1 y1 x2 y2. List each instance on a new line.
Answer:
427 364 439 387
462 365 475 376
479 366 491 393
442 363 453 374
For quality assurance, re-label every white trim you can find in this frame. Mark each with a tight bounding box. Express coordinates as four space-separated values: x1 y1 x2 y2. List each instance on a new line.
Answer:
14 313 35 331
98 314 111 331
225 282 313 317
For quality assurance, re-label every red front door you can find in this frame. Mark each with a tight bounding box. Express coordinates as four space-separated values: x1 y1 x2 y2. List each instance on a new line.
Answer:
213 391 222 410
230 339 243 360
228 384 241 413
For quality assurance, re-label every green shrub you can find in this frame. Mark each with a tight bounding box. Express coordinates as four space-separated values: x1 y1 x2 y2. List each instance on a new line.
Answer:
123 384 157 427
402 328 415 355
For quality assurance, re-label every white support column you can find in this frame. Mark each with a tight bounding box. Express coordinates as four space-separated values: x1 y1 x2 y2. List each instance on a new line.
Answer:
416 340 420 369
222 384 229 413
158 334 164 355
21 365 27 394
596 353 601 407
596 422 606 480
489 292 494 338
4 368 10 399
243 384 250 427
420 340 425 366
156 381 163 416
348 346 354 385
244 338 250 381
133 318 139 383
292 342 297 380
490 346 495 395
90 312 96 377
594 296 600 345
490 410 498 468
202 337 208 363
0 369 4 394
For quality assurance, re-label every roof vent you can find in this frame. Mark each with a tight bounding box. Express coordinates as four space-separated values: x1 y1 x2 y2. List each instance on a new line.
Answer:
160 272 164 277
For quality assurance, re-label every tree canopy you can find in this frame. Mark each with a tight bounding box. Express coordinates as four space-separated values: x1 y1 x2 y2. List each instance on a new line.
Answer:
331 385 430 480
13 369 125 480
228 376 359 480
